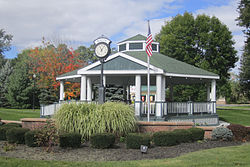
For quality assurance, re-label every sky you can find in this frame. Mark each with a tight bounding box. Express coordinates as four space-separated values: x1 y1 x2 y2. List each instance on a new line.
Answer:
1 0 244 73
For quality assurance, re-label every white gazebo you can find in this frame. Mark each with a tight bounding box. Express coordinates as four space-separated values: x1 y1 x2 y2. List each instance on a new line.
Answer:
41 34 220 125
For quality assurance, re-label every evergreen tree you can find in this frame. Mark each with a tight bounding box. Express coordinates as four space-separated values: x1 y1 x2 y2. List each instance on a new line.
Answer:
237 0 250 99
0 60 13 107
156 12 237 101
6 51 34 108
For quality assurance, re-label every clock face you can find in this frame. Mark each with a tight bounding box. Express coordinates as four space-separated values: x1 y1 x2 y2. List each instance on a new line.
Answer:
95 42 109 58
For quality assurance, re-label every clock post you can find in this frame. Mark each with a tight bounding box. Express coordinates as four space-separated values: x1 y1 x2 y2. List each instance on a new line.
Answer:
93 36 112 104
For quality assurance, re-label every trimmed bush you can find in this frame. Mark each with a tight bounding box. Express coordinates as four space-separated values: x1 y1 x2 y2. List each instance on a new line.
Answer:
227 124 248 141
126 133 151 149
2 123 22 128
153 131 178 146
0 126 9 140
59 133 82 148
90 133 115 149
173 129 192 143
54 102 137 140
212 127 233 141
188 128 205 141
6 127 29 144
25 130 40 147
0 125 18 140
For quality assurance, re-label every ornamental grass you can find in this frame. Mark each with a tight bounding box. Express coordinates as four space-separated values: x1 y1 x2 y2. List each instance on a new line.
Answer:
54 102 136 140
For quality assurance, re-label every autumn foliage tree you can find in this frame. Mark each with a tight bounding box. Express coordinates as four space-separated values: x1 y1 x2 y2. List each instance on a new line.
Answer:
29 40 85 104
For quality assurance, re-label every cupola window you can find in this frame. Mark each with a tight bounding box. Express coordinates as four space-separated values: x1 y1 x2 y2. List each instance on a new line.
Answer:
129 43 143 50
119 43 126 52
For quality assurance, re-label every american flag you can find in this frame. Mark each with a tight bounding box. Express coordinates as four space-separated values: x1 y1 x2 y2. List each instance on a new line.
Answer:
146 21 153 57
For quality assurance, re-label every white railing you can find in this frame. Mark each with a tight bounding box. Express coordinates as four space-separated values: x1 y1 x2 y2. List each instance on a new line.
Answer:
137 101 216 117
40 100 94 117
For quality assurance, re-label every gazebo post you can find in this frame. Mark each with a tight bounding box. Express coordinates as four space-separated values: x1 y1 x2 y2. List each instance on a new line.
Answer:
87 77 92 102
207 83 211 101
80 75 87 101
135 75 141 117
211 80 216 113
59 81 64 101
156 75 162 118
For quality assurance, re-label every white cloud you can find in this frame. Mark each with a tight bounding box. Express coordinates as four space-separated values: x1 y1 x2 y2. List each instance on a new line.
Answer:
0 0 174 49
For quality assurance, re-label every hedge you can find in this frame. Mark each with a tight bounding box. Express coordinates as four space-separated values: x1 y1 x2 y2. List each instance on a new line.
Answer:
59 133 82 148
6 127 30 144
153 131 178 146
90 133 115 149
25 130 41 147
126 133 151 149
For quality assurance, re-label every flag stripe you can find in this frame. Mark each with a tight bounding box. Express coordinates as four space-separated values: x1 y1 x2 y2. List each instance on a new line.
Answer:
146 23 153 57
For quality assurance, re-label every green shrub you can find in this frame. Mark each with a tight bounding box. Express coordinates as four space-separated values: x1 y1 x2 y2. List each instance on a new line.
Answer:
2 123 22 128
6 127 29 144
25 130 40 147
173 129 192 143
188 128 205 141
153 131 179 146
0 125 19 141
0 126 8 140
126 133 151 149
212 127 233 141
54 102 136 139
59 133 82 148
227 124 248 141
90 133 115 149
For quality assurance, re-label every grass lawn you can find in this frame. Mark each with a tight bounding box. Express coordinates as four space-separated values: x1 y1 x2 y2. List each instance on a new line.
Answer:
0 108 40 121
217 106 250 126
0 143 250 167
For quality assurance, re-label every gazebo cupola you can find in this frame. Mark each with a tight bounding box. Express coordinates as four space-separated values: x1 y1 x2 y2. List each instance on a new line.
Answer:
117 34 159 52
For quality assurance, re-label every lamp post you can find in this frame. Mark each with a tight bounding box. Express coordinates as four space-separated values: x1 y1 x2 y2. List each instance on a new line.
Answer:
93 36 111 104
33 74 36 111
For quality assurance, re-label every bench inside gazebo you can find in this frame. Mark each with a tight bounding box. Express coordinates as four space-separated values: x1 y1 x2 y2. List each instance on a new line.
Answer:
41 34 220 125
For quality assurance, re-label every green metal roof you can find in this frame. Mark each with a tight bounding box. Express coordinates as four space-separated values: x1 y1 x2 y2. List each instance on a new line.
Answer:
90 56 146 71
57 68 79 78
124 51 218 77
118 34 147 43
57 48 219 79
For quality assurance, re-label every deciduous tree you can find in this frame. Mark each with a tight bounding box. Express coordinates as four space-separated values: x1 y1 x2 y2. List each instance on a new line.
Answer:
156 12 237 101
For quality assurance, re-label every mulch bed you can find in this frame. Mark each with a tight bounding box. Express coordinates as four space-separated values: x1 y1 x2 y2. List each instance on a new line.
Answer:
0 140 241 161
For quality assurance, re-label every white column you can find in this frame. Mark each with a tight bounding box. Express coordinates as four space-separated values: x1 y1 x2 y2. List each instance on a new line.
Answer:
211 80 216 113
161 76 166 101
87 77 92 102
156 75 162 117
170 85 173 101
135 75 141 116
80 75 87 101
207 83 211 101
103 75 106 87
59 81 64 101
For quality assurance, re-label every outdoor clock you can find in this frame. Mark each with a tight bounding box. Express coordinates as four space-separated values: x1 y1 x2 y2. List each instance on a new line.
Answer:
94 36 111 59
94 42 110 59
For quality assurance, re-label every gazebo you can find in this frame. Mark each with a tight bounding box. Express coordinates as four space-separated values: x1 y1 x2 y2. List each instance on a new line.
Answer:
42 34 220 125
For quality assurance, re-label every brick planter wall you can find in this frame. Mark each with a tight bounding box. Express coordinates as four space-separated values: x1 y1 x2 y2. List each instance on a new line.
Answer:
21 118 51 130
137 121 214 139
0 118 215 139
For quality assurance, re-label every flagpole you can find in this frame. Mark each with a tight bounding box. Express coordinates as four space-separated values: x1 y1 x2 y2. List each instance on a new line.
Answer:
147 20 151 122
147 51 150 122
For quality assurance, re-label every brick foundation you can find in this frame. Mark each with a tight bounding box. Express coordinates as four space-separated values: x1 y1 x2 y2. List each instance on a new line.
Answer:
137 121 214 139
21 118 50 130
1 118 214 138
